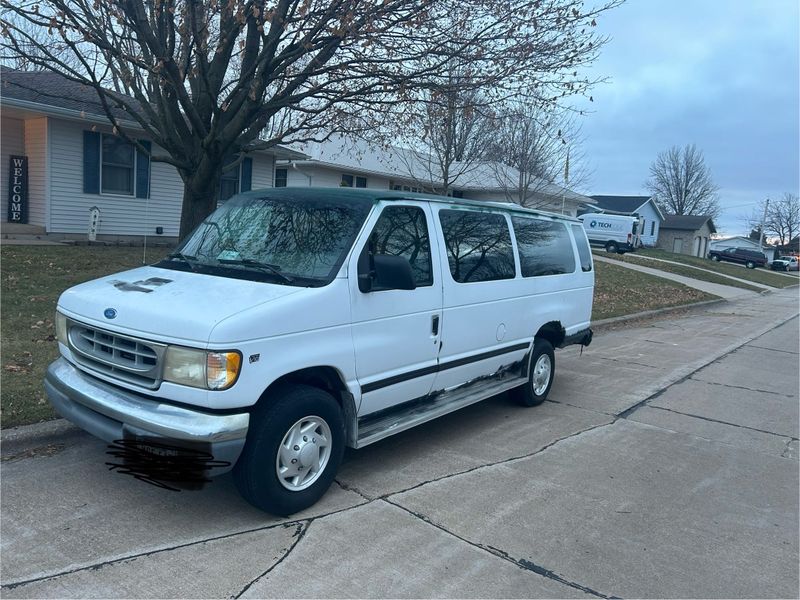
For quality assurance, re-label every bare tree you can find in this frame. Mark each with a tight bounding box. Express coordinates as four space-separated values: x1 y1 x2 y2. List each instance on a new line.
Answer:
2 0 620 238
747 193 800 246
487 103 590 209
646 144 720 218
393 64 497 195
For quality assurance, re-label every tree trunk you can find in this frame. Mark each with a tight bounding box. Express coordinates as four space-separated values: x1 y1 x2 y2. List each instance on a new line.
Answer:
178 167 222 240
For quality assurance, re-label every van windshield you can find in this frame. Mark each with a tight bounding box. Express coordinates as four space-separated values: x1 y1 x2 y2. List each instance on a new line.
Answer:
157 194 373 286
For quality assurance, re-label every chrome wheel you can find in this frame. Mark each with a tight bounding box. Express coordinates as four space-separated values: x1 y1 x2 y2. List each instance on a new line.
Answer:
275 416 332 491
532 354 552 396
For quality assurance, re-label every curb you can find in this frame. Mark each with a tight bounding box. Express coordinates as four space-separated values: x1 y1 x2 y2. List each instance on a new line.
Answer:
590 297 729 329
1 418 81 455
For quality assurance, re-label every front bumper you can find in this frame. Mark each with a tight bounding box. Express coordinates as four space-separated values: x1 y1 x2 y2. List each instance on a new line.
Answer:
44 358 249 475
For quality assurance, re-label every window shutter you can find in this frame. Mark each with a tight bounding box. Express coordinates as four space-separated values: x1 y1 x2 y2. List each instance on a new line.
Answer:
241 157 253 192
83 131 100 194
136 140 151 199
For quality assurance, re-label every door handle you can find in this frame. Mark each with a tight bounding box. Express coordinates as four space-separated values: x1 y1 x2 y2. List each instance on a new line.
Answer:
431 314 440 336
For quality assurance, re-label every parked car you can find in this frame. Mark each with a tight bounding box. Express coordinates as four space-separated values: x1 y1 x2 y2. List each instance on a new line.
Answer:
577 212 643 254
708 247 767 269
45 188 595 516
770 255 800 271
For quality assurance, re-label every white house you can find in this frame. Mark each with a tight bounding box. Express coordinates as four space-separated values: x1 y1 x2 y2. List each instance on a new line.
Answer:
276 136 596 217
0 67 305 241
587 195 664 247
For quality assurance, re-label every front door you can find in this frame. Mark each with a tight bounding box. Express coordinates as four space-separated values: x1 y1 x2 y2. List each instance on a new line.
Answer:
349 202 443 416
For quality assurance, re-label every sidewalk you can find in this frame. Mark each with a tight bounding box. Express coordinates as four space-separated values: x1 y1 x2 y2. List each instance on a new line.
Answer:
593 255 761 299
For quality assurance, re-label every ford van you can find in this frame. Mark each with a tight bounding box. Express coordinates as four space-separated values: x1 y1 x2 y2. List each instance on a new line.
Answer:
45 188 594 515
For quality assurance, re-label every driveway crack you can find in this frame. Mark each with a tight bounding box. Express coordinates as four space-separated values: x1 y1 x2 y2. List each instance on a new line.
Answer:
232 522 307 599
385 499 617 599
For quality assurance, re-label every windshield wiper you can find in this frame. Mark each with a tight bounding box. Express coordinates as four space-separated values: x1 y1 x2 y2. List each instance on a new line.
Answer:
167 251 201 272
217 258 294 284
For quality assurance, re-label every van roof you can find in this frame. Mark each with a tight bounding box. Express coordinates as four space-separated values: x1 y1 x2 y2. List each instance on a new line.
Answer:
238 187 581 222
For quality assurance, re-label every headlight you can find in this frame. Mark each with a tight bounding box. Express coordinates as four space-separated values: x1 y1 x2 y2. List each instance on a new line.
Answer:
163 346 242 390
55 311 68 345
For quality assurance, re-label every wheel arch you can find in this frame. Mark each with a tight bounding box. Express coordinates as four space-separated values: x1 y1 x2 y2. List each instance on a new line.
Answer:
522 321 564 377
255 366 358 447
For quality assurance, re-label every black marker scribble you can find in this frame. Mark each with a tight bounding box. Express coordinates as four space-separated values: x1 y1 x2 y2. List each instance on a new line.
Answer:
105 438 230 491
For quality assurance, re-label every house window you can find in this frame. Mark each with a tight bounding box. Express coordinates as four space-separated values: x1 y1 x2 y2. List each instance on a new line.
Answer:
84 131 151 198
651 221 655 236
219 156 240 203
275 168 288 187
101 134 135 195
217 154 253 202
452 190 464 198
341 174 367 188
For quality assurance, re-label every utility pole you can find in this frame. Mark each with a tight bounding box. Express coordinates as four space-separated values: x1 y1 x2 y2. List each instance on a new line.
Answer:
758 198 769 253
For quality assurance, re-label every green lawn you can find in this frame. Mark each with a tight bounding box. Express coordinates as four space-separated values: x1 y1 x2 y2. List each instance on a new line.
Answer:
597 251 765 292
592 260 716 320
1 245 716 428
1 245 169 428
638 248 798 288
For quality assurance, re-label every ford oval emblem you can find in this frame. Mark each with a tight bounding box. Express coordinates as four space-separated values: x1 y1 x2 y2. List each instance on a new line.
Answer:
104 308 117 319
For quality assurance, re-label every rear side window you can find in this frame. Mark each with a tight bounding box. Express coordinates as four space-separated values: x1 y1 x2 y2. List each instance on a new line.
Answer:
512 216 576 277
367 205 433 286
439 210 516 283
571 224 592 272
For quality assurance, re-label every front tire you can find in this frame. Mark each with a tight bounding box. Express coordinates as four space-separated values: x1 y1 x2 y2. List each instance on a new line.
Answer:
746 261 755 269
234 384 344 516
711 255 720 261
512 338 555 407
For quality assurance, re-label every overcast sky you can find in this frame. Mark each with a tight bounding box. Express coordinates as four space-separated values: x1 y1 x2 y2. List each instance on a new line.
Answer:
575 0 799 237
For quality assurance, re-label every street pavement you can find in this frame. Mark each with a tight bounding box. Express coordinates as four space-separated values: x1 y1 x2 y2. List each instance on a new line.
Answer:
1 288 798 598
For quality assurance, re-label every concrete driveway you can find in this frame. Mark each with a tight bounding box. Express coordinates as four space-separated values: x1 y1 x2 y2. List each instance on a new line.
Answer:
2 289 798 598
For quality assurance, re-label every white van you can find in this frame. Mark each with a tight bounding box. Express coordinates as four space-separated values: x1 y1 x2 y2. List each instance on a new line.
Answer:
46 188 594 515
579 212 642 253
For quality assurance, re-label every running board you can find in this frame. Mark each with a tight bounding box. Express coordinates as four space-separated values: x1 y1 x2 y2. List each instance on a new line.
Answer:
355 376 526 448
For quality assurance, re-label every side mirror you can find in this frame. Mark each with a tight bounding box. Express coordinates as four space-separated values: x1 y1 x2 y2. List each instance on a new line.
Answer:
357 253 416 292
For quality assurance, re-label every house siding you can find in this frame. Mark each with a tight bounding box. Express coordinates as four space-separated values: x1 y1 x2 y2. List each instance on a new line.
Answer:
1 116 25 223
250 153 275 189
636 201 661 246
49 119 184 236
24 118 48 228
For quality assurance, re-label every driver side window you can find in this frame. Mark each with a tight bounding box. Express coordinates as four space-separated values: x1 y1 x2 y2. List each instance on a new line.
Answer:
366 206 433 287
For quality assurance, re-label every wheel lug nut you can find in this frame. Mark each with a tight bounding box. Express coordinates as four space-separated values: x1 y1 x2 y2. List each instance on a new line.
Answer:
303 436 308 442
291 459 297 464
293 445 300 451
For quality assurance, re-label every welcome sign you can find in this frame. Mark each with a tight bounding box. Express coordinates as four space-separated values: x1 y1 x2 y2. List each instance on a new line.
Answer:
7 155 28 223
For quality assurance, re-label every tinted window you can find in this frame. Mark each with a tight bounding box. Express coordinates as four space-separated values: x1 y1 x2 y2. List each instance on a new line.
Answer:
439 210 516 283
366 206 433 286
571 224 592 272
512 216 576 277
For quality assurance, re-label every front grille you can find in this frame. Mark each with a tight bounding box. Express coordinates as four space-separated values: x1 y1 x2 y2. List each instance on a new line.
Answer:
67 320 166 388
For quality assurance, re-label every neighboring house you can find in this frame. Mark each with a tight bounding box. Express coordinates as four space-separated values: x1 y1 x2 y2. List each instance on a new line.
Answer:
0 67 305 241
656 215 716 257
277 136 596 217
587 195 664 247
708 236 777 262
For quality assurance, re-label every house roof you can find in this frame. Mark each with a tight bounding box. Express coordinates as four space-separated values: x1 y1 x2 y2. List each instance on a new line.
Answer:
712 235 774 248
0 66 306 160
661 214 717 234
286 135 596 206
589 195 665 220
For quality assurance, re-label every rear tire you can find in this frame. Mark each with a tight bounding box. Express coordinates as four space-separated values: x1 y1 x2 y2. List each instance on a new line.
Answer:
233 384 344 516
746 261 755 269
512 338 555 407
605 241 619 254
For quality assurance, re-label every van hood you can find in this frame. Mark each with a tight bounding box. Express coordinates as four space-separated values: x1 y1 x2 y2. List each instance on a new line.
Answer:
58 265 303 344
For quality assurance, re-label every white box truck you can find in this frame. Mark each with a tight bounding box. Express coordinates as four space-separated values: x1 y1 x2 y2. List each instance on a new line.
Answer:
578 213 642 254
